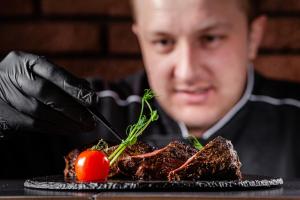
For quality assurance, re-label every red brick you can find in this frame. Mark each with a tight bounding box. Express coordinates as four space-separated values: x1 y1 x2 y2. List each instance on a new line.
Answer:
53 58 143 80
0 22 101 53
0 0 33 16
261 18 300 50
254 55 300 83
109 23 140 54
42 0 132 16
259 0 300 12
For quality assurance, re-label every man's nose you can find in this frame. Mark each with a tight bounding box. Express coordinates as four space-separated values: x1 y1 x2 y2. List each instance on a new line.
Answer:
173 42 201 83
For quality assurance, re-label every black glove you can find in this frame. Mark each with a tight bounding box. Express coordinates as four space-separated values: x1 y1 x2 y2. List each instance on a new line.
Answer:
0 51 98 137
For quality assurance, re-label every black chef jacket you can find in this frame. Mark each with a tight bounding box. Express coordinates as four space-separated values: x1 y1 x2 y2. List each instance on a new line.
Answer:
1 66 300 179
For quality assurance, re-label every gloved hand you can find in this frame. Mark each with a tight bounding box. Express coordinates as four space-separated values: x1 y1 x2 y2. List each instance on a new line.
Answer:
0 51 98 137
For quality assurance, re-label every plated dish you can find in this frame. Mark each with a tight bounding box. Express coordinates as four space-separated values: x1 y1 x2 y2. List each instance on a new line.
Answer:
24 90 284 191
24 136 283 191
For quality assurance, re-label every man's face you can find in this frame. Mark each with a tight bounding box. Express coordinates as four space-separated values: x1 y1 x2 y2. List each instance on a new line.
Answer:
133 0 264 135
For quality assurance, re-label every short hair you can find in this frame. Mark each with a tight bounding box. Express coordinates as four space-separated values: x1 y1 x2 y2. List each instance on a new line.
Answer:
240 0 260 22
130 0 260 23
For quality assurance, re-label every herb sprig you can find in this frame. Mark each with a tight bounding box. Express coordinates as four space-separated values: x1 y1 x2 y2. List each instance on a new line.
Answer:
108 89 159 165
189 135 203 150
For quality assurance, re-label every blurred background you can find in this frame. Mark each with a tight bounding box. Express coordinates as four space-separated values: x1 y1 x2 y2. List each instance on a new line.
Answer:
0 0 300 82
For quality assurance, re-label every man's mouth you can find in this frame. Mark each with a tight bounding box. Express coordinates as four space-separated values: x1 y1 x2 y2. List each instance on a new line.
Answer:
174 87 213 104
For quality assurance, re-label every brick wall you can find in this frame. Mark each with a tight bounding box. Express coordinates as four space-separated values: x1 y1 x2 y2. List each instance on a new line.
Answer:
0 0 300 82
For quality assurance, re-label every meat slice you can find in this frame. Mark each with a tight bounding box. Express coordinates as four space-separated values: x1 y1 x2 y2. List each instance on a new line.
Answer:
118 141 198 180
107 142 155 178
63 141 154 179
168 136 242 181
64 149 80 179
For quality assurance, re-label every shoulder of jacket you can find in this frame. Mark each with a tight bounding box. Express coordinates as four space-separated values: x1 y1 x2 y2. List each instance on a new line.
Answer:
250 72 300 108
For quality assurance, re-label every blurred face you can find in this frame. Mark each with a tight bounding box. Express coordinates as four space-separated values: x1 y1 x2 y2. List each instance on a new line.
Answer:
133 0 265 135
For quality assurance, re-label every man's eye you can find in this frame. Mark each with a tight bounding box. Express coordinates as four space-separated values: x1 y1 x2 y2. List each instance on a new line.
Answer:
156 39 173 45
152 39 175 53
200 35 225 47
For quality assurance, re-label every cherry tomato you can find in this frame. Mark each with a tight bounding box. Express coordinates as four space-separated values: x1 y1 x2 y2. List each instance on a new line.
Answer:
75 150 110 182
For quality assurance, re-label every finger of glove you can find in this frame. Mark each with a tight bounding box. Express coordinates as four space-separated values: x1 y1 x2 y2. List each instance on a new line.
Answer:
16 74 96 129
29 56 98 106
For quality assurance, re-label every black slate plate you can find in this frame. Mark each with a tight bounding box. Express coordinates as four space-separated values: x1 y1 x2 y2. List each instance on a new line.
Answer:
24 175 283 191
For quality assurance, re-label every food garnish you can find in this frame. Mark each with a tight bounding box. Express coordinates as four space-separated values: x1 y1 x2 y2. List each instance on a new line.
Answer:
74 89 158 182
189 135 203 150
75 140 110 182
108 89 159 165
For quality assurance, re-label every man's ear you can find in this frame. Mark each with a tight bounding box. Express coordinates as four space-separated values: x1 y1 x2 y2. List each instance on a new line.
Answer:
248 15 267 60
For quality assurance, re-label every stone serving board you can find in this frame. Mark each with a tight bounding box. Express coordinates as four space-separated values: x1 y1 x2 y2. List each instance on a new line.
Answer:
24 174 283 191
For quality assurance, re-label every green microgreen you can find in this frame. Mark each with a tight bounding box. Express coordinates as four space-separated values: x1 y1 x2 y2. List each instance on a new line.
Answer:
108 89 159 165
189 135 203 150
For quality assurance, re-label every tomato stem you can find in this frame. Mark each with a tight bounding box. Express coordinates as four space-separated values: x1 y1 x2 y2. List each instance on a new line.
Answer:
90 139 108 151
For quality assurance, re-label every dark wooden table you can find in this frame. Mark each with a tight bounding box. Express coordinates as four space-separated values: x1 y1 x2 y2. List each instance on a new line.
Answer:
1 179 300 200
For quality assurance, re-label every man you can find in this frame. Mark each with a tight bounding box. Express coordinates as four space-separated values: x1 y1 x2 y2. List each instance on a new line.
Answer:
0 0 299 179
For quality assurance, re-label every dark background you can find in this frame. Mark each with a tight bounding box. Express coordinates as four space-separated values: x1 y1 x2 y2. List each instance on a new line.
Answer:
0 0 300 82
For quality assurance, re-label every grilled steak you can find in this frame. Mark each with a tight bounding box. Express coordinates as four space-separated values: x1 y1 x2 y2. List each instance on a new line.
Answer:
107 142 155 178
64 149 80 179
118 141 198 180
168 136 242 181
63 141 154 179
